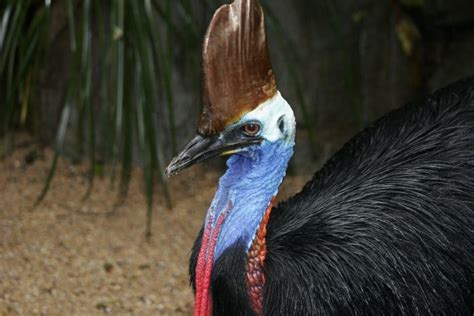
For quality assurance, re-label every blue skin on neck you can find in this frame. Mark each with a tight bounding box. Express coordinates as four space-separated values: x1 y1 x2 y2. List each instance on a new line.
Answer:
206 140 294 262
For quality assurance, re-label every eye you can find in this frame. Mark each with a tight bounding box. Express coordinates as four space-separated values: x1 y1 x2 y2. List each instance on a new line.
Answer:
278 116 285 133
242 123 261 137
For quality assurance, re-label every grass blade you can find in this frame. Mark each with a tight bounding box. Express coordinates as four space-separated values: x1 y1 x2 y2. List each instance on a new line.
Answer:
0 5 11 53
35 101 72 205
0 1 26 76
65 0 77 52
118 45 133 199
110 0 125 185
80 0 96 200
134 59 154 237
130 0 158 236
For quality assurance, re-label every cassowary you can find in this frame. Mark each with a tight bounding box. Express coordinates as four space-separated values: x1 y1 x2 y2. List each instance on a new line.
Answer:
166 0 474 315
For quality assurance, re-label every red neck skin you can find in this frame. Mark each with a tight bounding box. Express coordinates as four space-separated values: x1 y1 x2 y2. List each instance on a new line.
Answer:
246 196 275 315
193 198 275 316
194 204 231 316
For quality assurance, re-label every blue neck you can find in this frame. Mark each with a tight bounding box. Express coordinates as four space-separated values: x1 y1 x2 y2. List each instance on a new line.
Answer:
206 140 294 261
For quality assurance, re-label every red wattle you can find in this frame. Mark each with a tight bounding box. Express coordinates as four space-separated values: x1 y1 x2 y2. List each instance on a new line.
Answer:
195 214 213 316
246 196 276 315
194 203 231 316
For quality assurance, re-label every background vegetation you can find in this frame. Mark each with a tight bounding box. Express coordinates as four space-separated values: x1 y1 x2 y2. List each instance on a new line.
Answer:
1 0 474 236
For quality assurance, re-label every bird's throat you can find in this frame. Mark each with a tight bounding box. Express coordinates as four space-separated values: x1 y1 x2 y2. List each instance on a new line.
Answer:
194 198 273 316
193 141 293 316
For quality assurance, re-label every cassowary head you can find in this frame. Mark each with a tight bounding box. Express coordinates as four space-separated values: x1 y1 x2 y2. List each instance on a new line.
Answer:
166 0 295 177
166 2 296 314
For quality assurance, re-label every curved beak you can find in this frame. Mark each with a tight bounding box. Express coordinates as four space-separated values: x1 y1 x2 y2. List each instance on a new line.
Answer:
165 132 262 177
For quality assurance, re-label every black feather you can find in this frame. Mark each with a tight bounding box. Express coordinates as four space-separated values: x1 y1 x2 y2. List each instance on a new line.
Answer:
190 77 474 315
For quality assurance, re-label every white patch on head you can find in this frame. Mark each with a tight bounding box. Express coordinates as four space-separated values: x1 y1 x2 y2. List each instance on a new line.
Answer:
237 91 296 143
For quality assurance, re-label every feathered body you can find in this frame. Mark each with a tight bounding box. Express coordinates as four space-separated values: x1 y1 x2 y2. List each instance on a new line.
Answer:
190 77 474 315
163 0 474 314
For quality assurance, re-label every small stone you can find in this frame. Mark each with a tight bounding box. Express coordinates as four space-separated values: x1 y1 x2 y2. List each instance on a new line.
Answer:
138 263 151 270
103 262 114 273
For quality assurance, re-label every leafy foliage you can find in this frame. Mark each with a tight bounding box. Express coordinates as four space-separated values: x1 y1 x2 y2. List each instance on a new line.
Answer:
1 0 51 152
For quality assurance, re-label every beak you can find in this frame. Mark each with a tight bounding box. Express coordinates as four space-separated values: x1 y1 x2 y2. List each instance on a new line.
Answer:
165 132 263 177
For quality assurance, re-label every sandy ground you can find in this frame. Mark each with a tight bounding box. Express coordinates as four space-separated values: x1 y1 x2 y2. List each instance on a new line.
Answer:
0 138 309 315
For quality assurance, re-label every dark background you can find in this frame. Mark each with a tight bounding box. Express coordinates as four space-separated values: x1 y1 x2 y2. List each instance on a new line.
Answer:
23 0 474 173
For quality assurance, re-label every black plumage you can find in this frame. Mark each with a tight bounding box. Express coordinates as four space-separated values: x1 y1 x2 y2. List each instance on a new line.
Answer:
190 77 474 315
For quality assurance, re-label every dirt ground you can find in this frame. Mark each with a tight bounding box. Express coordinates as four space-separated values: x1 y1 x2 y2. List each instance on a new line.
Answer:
0 137 309 315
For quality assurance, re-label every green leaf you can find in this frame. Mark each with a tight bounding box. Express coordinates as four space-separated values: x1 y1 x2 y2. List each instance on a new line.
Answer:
66 0 77 51
36 101 72 205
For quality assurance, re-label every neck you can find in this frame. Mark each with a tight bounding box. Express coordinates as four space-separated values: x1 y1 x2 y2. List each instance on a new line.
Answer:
194 140 294 316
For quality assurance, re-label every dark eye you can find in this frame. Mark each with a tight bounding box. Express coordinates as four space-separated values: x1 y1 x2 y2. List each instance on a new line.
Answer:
278 116 285 133
242 123 261 137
